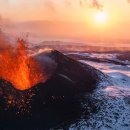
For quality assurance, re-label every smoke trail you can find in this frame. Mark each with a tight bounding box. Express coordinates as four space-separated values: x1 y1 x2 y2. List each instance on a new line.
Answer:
0 30 11 50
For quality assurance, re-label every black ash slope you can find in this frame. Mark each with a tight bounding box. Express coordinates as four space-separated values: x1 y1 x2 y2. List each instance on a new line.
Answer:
0 50 108 129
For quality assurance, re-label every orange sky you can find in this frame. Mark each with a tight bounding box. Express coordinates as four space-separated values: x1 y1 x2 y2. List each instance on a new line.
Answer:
1 0 130 42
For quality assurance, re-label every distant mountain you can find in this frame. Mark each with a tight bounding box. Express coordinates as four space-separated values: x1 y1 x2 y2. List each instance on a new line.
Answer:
31 41 130 52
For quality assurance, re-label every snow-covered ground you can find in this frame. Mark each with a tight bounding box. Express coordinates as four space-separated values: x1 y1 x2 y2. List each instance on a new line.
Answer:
67 52 130 130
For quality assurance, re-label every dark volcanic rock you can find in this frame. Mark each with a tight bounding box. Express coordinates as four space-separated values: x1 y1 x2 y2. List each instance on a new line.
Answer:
67 53 129 66
31 50 106 101
117 51 130 61
46 50 105 92
0 50 107 129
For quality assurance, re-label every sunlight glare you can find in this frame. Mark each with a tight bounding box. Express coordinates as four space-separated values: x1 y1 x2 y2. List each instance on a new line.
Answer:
94 11 108 24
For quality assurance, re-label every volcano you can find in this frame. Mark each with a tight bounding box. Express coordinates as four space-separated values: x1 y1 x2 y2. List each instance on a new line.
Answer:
0 47 108 129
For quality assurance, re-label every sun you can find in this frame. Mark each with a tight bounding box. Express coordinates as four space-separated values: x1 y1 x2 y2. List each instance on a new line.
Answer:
94 11 108 24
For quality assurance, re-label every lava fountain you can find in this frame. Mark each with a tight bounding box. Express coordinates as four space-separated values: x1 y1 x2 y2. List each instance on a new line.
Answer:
0 39 56 90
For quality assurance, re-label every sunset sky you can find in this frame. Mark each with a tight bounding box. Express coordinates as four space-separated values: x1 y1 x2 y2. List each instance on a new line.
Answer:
1 0 130 42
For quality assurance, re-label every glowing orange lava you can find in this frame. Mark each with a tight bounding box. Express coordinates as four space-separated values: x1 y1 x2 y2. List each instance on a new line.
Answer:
0 39 47 90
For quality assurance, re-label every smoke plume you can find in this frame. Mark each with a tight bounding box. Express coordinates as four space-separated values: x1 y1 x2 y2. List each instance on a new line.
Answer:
0 32 57 90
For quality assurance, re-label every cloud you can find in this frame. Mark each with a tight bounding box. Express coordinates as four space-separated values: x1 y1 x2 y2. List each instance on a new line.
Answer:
91 0 103 10
128 0 130 3
0 15 2 21
0 14 5 26
64 0 103 10
79 0 83 6
64 0 72 7
44 0 56 12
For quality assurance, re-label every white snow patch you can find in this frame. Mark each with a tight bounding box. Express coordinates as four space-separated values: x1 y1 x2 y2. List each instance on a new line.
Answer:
69 53 130 130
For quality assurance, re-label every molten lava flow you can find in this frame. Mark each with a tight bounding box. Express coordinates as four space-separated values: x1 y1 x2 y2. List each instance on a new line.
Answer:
0 39 48 90
14 39 30 90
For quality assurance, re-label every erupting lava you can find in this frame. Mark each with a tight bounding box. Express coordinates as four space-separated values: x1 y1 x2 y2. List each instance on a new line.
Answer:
0 39 49 90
